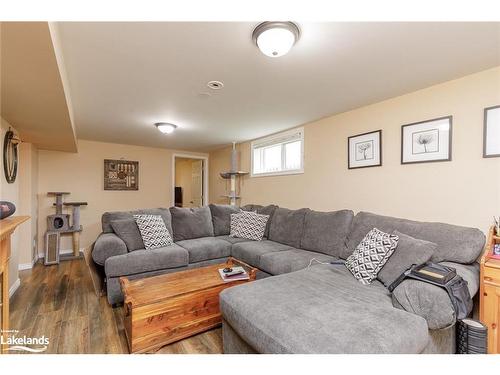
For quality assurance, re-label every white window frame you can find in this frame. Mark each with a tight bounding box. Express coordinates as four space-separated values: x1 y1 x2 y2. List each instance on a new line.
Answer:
250 127 304 177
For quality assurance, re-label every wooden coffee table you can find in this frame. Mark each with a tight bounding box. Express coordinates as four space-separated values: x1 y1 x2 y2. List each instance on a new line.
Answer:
119 257 257 353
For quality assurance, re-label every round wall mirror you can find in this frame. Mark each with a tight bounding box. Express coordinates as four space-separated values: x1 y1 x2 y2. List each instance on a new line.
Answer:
3 129 19 184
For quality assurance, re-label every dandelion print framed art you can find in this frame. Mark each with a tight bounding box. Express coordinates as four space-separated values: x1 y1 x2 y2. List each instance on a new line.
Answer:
348 130 382 169
401 116 452 164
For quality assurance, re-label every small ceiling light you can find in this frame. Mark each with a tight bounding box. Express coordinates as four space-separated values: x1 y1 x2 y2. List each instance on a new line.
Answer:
207 80 224 90
155 122 177 134
252 21 300 58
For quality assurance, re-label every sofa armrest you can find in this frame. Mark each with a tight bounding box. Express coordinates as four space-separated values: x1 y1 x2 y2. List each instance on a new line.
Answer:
92 233 128 266
391 262 479 330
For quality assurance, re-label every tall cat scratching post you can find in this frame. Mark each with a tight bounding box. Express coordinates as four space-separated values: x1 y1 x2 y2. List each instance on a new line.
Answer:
64 202 87 257
45 192 87 265
220 142 248 206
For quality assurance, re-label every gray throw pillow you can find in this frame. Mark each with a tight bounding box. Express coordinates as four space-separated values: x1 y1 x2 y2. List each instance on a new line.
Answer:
110 219 144 251
170 206 214 241
209 204 241 236
378 230 437 288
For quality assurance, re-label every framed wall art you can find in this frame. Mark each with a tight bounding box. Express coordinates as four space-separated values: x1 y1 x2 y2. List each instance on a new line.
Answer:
348 130 382 169
483 105 500 158
104 159 139 190
401 116 452 164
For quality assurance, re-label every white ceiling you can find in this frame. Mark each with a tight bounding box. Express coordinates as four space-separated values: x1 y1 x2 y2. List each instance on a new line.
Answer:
54 22 500 152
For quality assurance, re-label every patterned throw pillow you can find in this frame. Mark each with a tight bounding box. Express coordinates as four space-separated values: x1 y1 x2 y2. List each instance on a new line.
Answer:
133 214 173 250
345 228 399 285
230 211 270 241
229 213 244 237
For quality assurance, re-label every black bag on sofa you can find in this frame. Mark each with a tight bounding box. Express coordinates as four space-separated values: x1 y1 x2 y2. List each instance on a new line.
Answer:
389 262 473 320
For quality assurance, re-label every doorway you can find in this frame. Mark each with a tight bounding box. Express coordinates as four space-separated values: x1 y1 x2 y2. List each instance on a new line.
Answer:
172 154 208 208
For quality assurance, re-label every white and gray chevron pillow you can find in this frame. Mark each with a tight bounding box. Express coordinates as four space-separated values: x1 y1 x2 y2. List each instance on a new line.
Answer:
345 228 399 285
229 212 244 237
133 214 173 250
230 211 269 241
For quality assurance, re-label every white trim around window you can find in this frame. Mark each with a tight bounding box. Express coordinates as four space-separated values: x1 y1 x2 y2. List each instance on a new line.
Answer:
250 127 304 177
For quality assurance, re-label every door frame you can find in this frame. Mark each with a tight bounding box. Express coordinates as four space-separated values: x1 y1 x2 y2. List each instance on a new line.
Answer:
171 153 209 207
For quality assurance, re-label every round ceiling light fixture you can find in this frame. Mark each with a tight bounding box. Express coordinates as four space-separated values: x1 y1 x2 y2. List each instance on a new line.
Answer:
207 80 224 90
155 122 177 134
252 21 300 58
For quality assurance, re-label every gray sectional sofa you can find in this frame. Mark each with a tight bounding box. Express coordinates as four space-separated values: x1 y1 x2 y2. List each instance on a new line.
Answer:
91 204 485 354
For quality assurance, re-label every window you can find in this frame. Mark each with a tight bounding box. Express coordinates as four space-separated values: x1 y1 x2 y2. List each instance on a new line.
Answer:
251 128 304 177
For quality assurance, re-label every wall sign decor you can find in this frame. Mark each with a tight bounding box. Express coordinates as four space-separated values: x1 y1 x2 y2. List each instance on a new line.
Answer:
483 105 500 158
401 116 452 164
104 159 139 190
348 130 382 169
3 128 20 184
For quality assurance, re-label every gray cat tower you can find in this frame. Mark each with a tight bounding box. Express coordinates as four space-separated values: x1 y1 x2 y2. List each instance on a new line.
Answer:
220 142 248 206
44 192 87 265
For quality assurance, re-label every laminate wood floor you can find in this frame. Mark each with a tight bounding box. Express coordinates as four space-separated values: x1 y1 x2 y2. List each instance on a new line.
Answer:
9 259 223 354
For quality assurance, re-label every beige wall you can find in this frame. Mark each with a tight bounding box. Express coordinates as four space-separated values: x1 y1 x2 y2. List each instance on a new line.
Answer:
210 67 500 233
1 118 20 289
18 142 39 267
37 139 207 252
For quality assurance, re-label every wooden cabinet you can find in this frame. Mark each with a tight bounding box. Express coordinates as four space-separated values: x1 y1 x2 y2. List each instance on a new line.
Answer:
0 216 30 354
480 226 500 354
482 282 500 353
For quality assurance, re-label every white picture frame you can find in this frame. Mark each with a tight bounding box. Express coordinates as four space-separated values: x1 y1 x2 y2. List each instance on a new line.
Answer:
401 116 452 164
348 130 382 169
483 105 500 158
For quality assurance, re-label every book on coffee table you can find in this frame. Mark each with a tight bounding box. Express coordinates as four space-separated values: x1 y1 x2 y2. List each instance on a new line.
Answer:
218 266 250 282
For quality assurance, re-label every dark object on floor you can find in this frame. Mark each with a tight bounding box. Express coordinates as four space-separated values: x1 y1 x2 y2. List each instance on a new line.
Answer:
456 319 487 354
175 186 183 207
0 201 16 219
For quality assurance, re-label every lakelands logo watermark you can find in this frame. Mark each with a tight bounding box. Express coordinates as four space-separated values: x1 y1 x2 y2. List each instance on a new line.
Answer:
1 329 49 353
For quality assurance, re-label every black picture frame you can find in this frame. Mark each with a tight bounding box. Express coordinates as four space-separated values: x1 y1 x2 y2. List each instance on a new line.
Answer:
401 116 452 165
347 130 382 169
483 105 500 158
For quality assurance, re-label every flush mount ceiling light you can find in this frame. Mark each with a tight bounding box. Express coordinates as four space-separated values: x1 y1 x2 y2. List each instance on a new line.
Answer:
155 122 177 134
252 21 300 57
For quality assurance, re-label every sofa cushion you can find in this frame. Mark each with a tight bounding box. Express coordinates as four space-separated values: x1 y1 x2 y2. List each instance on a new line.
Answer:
104 244 188 277
241 204 278 238
220 264 429 353
216 235 253 245
209 204 241 236
92 233 128 266
378 230 436 287
345 228 399 285
102 208 173 235
300 209 354 257
259 249 335 275
268 207 309 248
231 240 293 268
170 206 214 241
109 220 144 251
176 237 231 263
134 214 174 250
344 211 485 263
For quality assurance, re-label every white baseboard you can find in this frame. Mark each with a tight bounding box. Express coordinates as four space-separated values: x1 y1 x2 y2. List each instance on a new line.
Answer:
18 253 40 271
38 248 83 259
9 278 20 298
